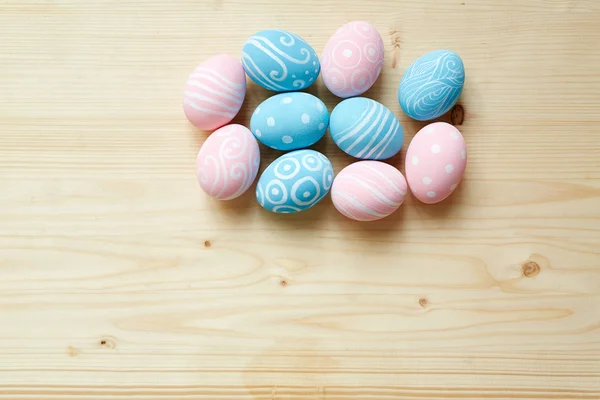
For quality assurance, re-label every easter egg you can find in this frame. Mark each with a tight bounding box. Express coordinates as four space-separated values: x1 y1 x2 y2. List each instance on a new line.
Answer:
242 29 320 92
196 124 260 200
398 50 465 121
321 21 384 98
405 122 467 204
330 97 404 160
250 92 329 151
256 150 334 213
183 54 247 130
332 161 408 222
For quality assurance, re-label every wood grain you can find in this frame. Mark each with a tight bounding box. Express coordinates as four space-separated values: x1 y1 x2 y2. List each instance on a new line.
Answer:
1 0 599 398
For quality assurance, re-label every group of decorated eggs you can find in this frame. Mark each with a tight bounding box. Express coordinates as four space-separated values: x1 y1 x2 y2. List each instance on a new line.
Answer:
186 21 467 221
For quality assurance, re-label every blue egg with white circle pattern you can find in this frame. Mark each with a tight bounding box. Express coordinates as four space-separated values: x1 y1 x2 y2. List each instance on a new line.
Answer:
251 93 329 151
329 97 404 160
242 29 320 92
256 150 334 213
398 50 465 121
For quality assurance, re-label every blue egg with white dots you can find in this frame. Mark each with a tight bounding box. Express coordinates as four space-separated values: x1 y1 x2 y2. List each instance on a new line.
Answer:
242 29 320 92
256 150 334 213
250 93 329 151
398 50 465 121
329 97 404 160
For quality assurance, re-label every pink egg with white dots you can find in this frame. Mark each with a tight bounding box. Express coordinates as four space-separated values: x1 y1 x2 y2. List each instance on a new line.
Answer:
332 161 408 222
183 54 246 131
321 21 384 98
405 122 467 204
196 124 260 200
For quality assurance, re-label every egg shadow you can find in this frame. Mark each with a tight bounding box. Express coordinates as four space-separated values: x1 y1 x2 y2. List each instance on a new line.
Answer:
231 80 273 127
336 197 409 234
210 190 256 219
258 196 332 231
405 103 466 130
361 64 399 103
408 179 469 222
189 123 210 150
303 79 341 111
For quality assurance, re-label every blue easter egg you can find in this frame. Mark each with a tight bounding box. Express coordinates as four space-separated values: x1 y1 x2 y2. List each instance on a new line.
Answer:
242 29 320 92
250 92 329 151
256 150 334 213
398 50 465 121
329 97 404 160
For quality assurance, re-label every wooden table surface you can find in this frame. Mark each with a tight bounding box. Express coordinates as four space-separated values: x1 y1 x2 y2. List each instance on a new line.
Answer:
1 0 600 399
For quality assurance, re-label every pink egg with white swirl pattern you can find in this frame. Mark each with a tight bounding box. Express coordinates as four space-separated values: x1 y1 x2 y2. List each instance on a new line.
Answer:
331 161 408 222
196 124 260 200
321 21 384 98
183 54 247 130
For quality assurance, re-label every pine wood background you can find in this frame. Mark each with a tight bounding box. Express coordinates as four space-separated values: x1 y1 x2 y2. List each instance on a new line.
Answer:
1 0 599 398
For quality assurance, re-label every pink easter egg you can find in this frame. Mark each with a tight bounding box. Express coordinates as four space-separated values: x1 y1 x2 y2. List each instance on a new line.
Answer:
332 161 408 221
405 122 467 204
196 124 260 200
183 54 247 130
321 21 384 98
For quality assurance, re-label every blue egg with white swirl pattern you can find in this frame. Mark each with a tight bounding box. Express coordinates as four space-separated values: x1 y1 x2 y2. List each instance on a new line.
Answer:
251 92 329 151
256 150 334 213
398 50 465 121
329 97 404 160
242 29 320 92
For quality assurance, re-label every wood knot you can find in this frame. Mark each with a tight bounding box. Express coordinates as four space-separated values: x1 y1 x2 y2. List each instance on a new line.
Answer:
280 279 288 287
204 240 211 248
451 104 465 125
418 297 428 308
67 346 79 357
522 261 540 277
99 337 116 349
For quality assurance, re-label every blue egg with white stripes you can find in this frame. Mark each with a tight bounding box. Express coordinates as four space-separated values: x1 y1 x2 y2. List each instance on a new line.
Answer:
329 98 404 160
250 92 329 151
242 29 320 92
398 50 465 121
256 150 334 213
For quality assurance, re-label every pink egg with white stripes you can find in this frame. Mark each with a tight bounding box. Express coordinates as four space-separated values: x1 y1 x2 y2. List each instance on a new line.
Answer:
332 161 408 222
183 54 246 130
405 122 467 204
321 21 384 98
196 124 260 200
